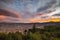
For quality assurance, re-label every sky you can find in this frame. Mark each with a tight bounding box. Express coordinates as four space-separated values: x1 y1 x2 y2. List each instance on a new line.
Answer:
0 0 60 23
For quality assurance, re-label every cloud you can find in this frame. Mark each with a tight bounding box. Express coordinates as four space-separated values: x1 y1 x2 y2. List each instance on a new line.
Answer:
0 15 21 23
37 0 56 12
0 0 60 23
0 9 20 18
29 16 60 23
0 9 21 23
0 0 57 13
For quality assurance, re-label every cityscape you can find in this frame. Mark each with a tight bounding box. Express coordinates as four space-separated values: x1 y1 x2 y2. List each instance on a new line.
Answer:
0 22 59 33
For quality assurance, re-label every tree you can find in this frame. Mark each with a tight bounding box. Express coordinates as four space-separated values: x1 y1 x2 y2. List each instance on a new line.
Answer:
0 33 6 40
27 32 42 40
32 24 36 33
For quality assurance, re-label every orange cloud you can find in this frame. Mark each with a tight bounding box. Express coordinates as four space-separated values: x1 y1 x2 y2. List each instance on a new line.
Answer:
49 18 60 22
0 15 6 20
29 18 49 23
0 14 21 23
29 18 60 23
11 11 21 18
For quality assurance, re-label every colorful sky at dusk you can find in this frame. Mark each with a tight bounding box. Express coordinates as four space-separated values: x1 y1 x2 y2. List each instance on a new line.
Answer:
0 0 60 23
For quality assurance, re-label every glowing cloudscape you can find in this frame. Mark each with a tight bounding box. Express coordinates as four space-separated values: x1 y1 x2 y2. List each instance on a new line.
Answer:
0 0 60 23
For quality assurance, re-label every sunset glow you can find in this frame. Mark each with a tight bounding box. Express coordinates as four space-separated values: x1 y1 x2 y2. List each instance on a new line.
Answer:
0 0 60 23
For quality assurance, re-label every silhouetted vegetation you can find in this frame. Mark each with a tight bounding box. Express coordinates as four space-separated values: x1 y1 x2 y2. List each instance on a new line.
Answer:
0 24 60 40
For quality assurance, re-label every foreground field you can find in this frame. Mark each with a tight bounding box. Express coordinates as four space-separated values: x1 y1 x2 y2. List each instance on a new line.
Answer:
0 24 60 40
